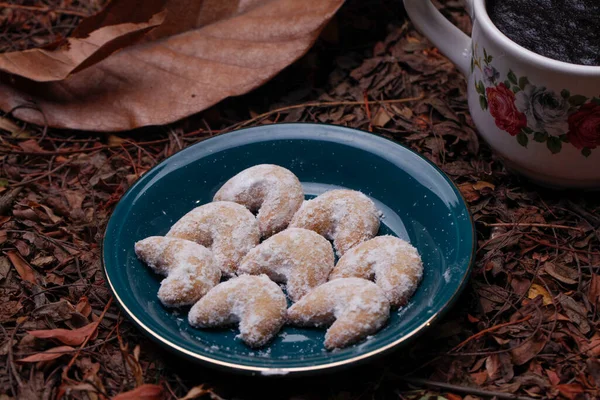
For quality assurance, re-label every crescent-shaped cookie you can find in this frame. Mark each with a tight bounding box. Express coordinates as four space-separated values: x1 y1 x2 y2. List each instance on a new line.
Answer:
188 275 287 348
214 164 304 237
134 236 220 307
238 228 335 302
330 236 423 308
287 277 390 349
166 201 260 277
290 189 380 256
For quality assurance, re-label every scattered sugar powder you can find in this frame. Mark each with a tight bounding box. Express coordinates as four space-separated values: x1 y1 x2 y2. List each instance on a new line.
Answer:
260 369 290 376
279 332 311 343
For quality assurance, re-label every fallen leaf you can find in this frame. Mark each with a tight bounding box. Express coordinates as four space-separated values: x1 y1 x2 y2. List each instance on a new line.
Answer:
543 262 578 285
76 296 93 318
18 345 75 363
0 256 10 280
587 359 600 386
556 384 584 400
557 293 590 334
511 334 546 365
588 274 600 307
31 300 76 321
372 107 392 127
0 8 166 82
28 321 99 346
6 250 36 283
527 283 552 306
1 0 345 131
470 371 487 385
108 134 127 147
472 181 495 191
0 117 26 136
113 384 164 400
179 384 226 400
486 353 514 382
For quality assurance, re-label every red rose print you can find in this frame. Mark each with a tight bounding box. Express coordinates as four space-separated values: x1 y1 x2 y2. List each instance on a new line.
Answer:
567 103 600 149
486 83 527 136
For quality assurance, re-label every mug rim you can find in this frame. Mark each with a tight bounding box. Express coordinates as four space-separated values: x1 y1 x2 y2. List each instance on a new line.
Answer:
473 0 600 74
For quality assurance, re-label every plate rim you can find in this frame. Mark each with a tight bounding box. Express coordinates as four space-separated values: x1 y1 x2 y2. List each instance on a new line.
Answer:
102 122 476 374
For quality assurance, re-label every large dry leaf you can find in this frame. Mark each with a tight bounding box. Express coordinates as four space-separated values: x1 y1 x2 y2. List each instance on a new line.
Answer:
112 384 164 400
28 321 99 346
0 9 166 82
0 0 344 131
18 345 75 363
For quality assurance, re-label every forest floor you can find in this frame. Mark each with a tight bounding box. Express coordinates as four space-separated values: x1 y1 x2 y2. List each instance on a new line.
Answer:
0 0 599 399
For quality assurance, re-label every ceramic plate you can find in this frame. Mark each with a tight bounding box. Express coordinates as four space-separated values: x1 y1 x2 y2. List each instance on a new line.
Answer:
103 123 474 375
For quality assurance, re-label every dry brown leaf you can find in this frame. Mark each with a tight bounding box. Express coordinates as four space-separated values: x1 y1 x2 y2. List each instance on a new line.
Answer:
0 117 26 137
556 384 584 400
0 0 344 131
527 283 552 306
113 384 164 400
179 384 225 400
511 334 546 365
543 262 578 285
6 250 36 284
372 107 392 127
588 274 600 306
28 321 99 346
0 7 166 82
18 345 75 363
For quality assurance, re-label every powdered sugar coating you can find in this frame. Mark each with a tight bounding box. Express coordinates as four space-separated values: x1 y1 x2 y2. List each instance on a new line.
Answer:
330 236 423 308
287 277 390 349
166 201 260 277
290 190 380 257
188 274 287 348
239 228 335 302
134 236 220 307
214 165 304 237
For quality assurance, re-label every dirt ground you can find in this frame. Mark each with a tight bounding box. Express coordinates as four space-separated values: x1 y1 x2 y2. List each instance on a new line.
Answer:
1 0 599 399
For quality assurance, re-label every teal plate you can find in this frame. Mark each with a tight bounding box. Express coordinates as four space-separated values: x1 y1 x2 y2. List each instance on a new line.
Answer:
103 123 474 375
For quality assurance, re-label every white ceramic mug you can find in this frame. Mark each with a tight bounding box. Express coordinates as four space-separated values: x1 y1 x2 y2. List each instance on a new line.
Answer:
403 0 600 189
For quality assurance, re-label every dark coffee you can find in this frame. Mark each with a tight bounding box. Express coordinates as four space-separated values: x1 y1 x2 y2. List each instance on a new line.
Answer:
486 0 600 66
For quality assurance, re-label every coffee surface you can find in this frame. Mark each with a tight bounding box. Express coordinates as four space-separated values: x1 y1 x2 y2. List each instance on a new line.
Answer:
486 0 600 66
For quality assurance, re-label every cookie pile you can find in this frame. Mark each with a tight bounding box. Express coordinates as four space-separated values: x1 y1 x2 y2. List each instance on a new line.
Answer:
135 164 424 349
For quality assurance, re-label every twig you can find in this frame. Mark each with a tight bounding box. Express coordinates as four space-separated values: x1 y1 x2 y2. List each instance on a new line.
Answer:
524 234 600 256
448 315 532 353
479 221 584 232
398 377 536 400
9 158 73 187
231 95 425 129
0 2 89 17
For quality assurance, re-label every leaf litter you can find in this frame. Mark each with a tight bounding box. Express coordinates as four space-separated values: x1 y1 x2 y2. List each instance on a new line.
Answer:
0 0 599 399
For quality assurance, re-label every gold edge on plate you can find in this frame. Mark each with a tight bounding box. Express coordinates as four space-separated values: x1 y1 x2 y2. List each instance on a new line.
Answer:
103 249 473 374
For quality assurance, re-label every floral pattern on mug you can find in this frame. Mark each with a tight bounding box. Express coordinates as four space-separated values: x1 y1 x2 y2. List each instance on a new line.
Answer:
472 44 600 157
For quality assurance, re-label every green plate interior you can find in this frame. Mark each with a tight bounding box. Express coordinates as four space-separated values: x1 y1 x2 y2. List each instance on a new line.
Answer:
103 123 474 374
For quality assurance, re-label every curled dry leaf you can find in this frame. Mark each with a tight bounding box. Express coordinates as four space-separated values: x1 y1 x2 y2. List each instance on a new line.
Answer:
112 384 164 400
0 0 345 131
28 321 99 346
0 5 166 82
18 345 75 363
6 250 36 284
179 384 226 400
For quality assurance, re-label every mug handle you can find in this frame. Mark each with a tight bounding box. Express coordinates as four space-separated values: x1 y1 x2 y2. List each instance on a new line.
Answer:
403 0 473 76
